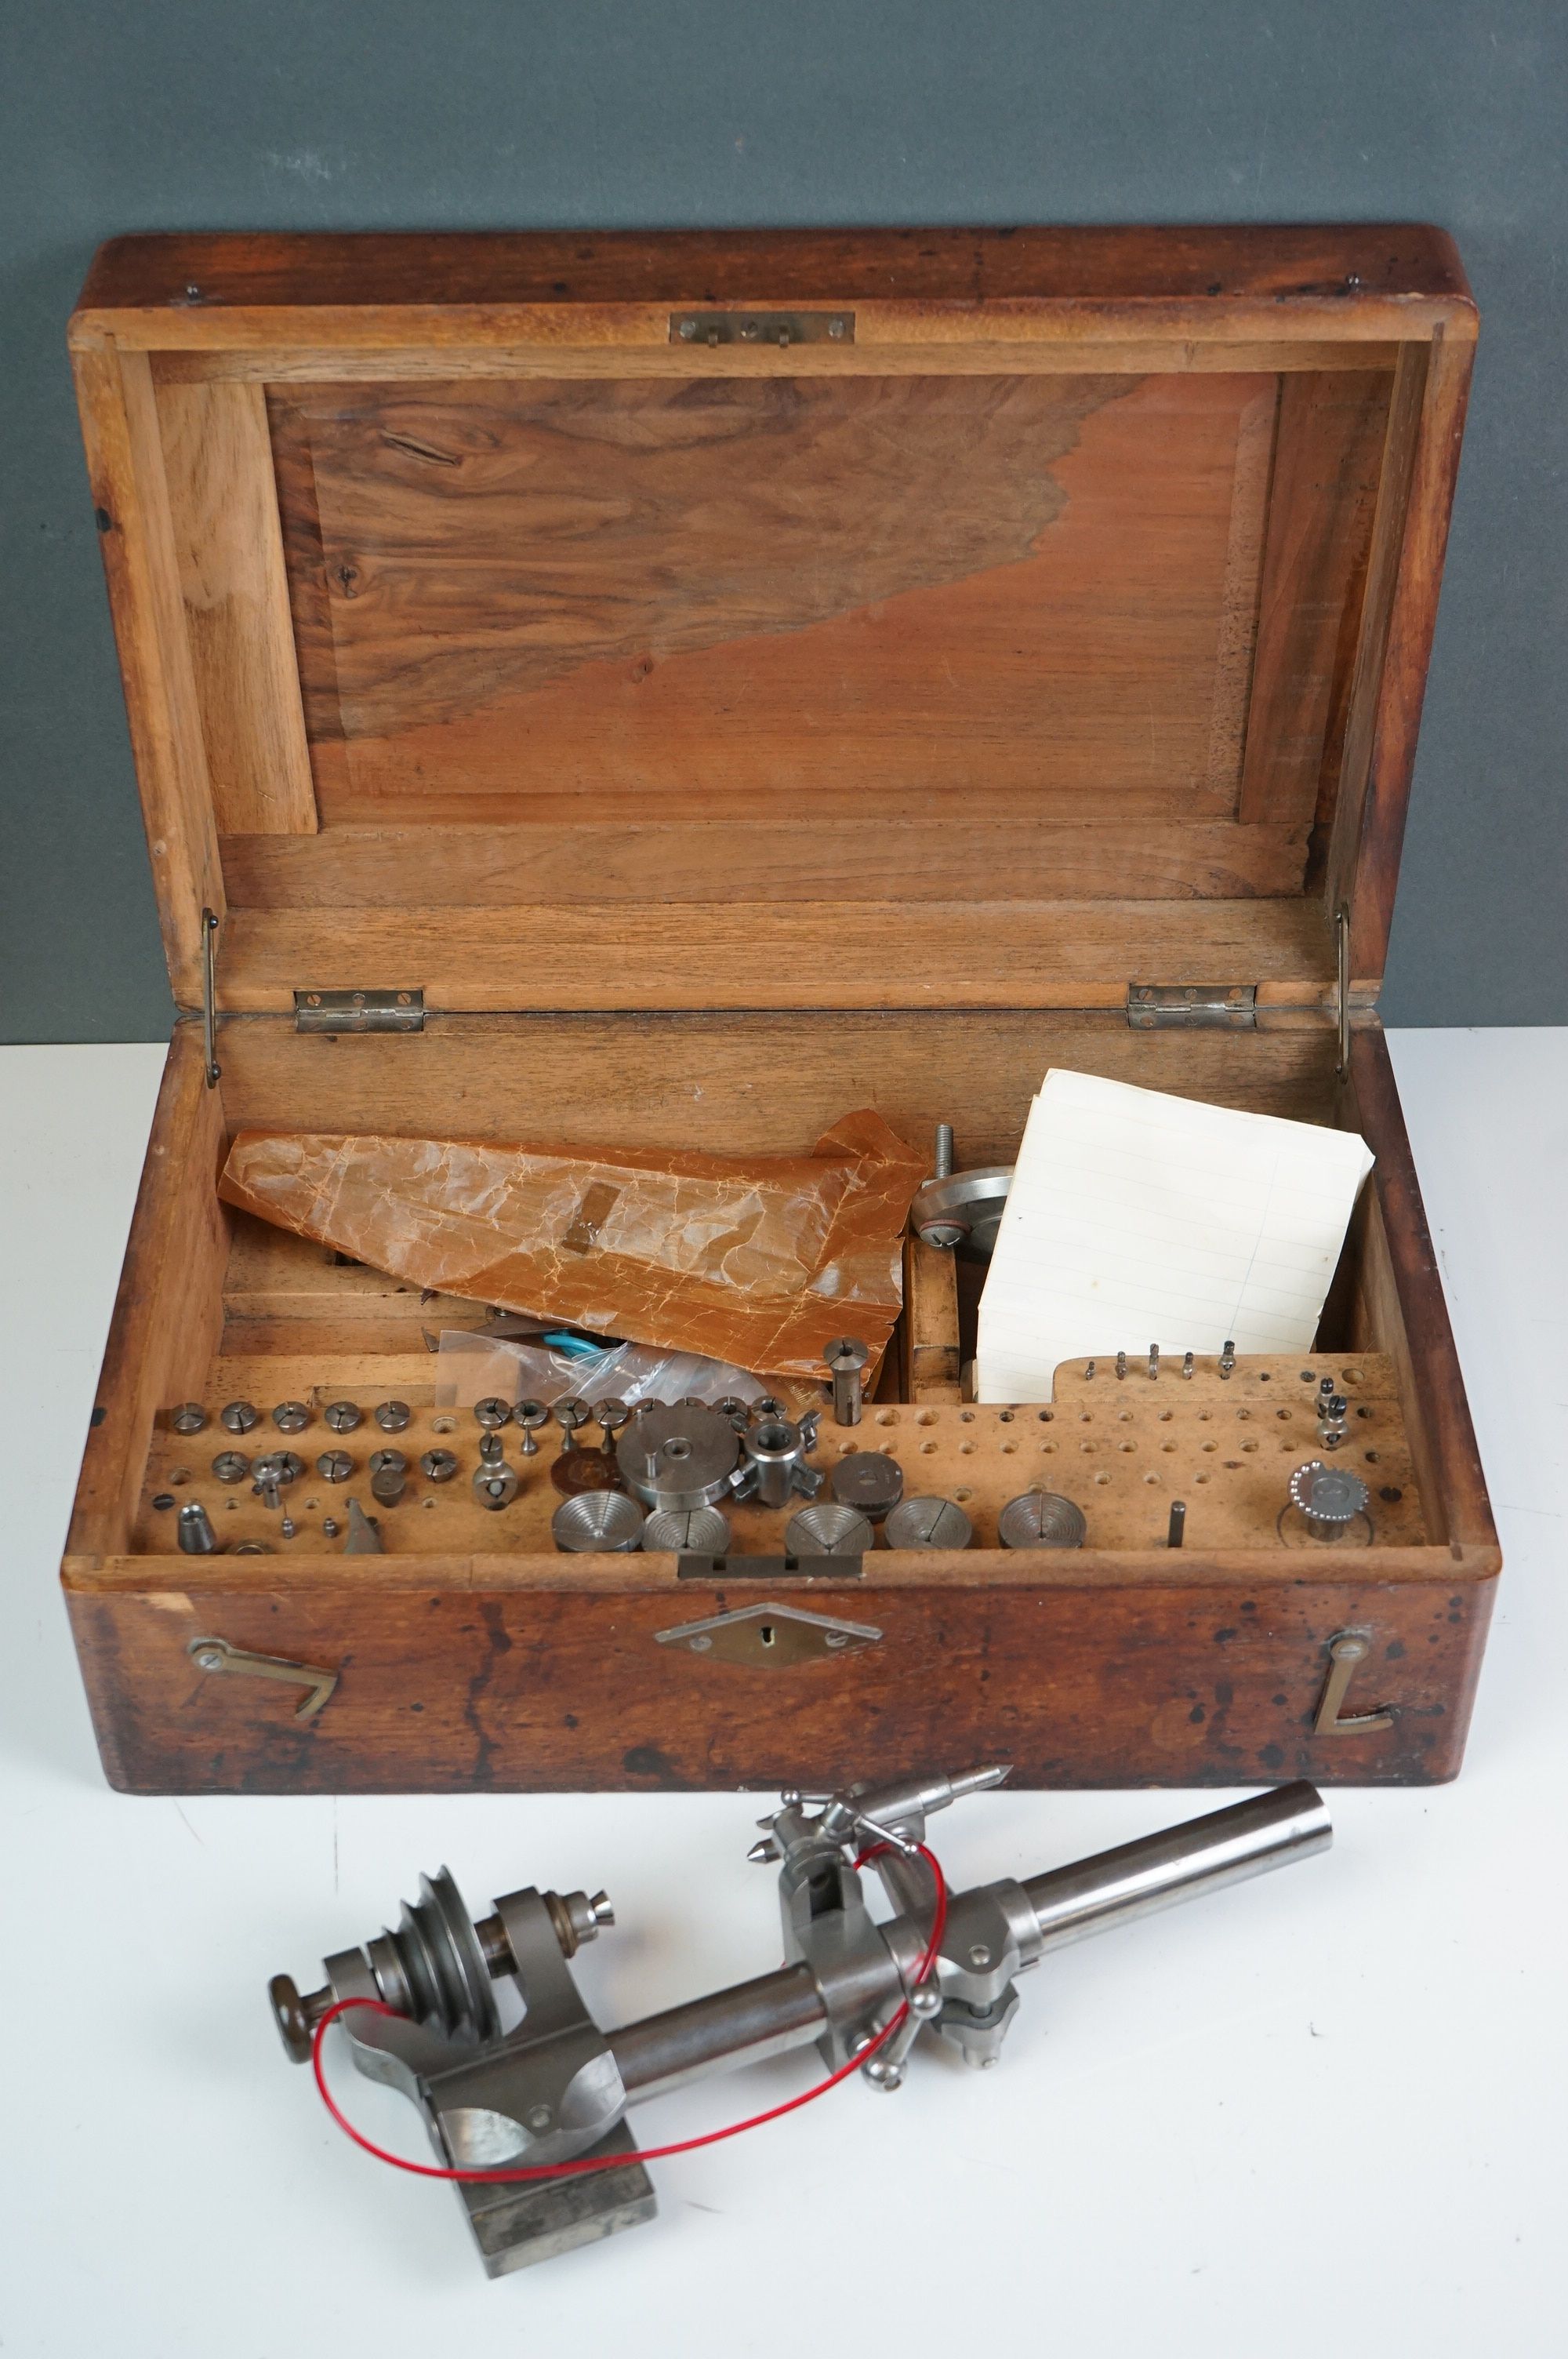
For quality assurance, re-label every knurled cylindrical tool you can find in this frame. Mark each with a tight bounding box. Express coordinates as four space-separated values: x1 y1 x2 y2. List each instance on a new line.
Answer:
830 1450 904 1522
1287 1461 1370 1541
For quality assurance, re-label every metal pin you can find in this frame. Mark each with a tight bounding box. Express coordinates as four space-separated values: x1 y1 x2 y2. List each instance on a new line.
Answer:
1148 1345 1160 1382
934 1121 955 1180
1219 1340 1236 1381
1084 1359 1096 1381
1182 1350 1194 1380
1167 1499 1186 1549
1115 1350 1127 1382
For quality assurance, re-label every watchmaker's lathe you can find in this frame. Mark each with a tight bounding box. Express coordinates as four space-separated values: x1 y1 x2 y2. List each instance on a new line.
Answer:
271 1769 1331 2274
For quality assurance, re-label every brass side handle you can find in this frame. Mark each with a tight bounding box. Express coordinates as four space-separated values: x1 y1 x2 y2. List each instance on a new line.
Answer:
1312 1631 1393 1736
187 1635 339 1721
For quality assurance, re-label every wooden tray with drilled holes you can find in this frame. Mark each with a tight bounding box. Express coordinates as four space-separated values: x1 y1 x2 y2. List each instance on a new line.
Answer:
132 1355 1421 1556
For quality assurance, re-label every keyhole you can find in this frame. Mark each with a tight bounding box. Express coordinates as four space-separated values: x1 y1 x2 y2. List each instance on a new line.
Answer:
760 1623 775 1646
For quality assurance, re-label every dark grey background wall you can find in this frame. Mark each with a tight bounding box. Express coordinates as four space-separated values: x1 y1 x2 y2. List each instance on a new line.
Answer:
2 1 1563 1039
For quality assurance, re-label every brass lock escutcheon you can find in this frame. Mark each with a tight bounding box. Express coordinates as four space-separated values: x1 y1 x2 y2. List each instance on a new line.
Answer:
187 1635 339 1721
654 1601 881 1669
1312 1630 1393 1736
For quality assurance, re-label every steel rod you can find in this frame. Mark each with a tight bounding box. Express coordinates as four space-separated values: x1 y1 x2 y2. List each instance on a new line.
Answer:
611 1961 827 2102
1023 1782 1330 1953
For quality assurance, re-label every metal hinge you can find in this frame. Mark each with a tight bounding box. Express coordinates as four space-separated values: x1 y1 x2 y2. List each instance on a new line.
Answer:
1127 983 1258 1031
669 309 854 347
294 987 425 1035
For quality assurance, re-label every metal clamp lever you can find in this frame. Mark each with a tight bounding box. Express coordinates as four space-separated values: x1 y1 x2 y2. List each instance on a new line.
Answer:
187 1634 339 1721
1312 1631 1393 1735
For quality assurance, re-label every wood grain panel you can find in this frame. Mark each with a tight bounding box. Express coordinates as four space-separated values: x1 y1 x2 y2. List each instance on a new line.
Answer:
161 340 1401 386
72 223 1476 339
153 377 318 834
1344 1029 1497 1557
71 344 222 1001
64 1570 1489 1792
1239 371 1392 826
220 819 1311 908
1335 333 1476 984
211 1011 1338 1156
65 1028 230 1561
268 373 1276 819
212 898 1334 1014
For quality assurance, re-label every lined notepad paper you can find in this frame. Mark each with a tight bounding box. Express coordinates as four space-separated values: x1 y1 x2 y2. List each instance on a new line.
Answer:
975 1070 1374 1403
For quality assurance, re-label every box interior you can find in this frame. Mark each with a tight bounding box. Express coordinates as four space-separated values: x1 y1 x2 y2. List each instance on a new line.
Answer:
64 232 1490 1589
69 1009 1472 1577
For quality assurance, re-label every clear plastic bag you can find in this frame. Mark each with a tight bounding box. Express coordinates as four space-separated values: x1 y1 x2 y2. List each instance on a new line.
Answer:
434 1330 804 1415
219 1109 924 1382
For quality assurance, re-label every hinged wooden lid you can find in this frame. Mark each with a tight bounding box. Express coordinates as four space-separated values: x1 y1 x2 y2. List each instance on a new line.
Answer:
70 227 1475 1020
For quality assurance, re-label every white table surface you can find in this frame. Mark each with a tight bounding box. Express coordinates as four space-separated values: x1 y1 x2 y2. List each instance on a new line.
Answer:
2 1030 1563 2358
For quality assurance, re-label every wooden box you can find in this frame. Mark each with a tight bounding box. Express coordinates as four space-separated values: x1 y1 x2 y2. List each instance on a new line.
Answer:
64 226 1497 1794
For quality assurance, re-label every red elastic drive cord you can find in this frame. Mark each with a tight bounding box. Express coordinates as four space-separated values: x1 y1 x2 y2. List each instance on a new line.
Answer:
312 1840 948 2183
